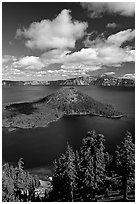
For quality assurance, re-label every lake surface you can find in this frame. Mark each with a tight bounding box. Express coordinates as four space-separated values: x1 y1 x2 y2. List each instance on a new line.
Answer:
2 85 135 174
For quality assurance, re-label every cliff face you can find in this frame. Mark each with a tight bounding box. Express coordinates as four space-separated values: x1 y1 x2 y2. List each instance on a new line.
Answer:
2 80 49 86
3 87 123 131
2 75 135 87
45 75 135 87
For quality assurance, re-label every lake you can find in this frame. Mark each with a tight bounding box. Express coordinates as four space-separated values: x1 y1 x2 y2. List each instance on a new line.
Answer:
2 85 135 175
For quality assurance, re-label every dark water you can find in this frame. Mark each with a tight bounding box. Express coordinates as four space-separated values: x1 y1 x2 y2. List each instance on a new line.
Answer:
2 85 135 172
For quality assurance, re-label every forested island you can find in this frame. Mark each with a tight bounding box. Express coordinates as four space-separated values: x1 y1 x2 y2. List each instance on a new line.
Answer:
3 130 135 202
3 87 123 131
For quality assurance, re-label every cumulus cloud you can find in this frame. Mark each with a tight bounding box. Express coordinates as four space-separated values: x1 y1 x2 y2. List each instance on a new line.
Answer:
41 48 102 72
105 72 115 75
2 55 46 81
3 28 135 81
106 22 118 29
81 2 135 18
107 29 135 46
13 56 45 70
41 49 70 65
84 29 135 47
63 46 134 68
50 29 134 67
2 55 17 64
2 55 25 80
121 73 135 80
16 9 88 51
40 29 134 71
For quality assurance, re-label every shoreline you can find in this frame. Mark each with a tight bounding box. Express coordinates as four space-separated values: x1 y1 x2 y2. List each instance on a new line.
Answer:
2 112 124 132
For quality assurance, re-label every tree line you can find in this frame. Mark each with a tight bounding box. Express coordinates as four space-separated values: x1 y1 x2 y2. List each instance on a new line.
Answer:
2 130 135 202
2 159 40 202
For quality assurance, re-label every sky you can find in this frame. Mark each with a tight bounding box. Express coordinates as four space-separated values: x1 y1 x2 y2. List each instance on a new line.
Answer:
2 2 135 81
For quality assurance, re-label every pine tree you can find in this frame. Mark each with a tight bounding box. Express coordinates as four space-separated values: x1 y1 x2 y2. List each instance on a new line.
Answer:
2 159 40 202
52 153 67 201
52 144 77 201
79 130 106 201
115 131 135 201
75 150 84 201
103 152 113 196
65 144 77 201
79 136 94 201
2 163 18 202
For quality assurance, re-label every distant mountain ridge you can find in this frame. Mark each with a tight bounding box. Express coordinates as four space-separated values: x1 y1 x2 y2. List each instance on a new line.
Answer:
2 75 135 87
49 74 135 87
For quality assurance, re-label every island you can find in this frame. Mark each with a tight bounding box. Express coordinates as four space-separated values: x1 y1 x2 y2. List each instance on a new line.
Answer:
2 87 123 131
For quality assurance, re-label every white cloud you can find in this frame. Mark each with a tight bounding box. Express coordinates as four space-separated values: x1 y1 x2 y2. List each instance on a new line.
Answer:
104 72 115 75
81 2 135 18
107 29 135 46
41 48 102 72
40 29 134 69
47 67 92 79
84 29 135 48
106 22 117 29
16 9 88 51
41 49 70 65
13 56 45 70
121 73 135 80
2 55 17 64
3 28 135 81
63 46 134 68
